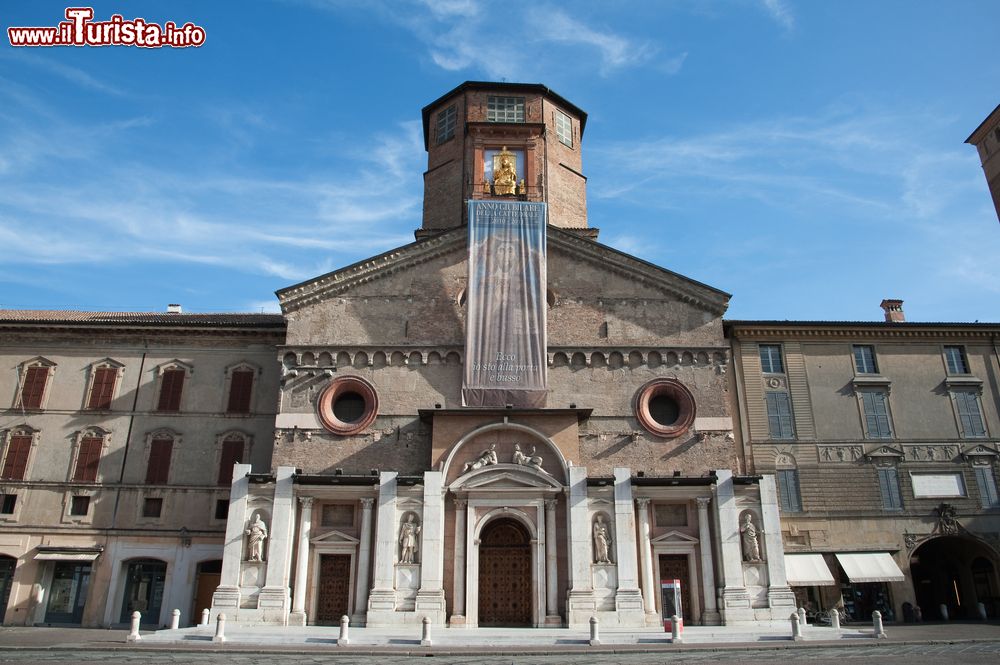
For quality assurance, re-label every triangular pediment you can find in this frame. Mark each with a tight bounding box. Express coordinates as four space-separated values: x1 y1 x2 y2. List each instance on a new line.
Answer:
650 529 700 545
310 529 360 545
449 464 562 491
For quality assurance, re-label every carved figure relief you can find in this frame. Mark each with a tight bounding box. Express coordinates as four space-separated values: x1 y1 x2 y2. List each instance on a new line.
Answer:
462 443 498 474
818 445 863 463
398 513 421 564
934 503 960 535
593 514 613 564
512 443 547 473
245 513 268 562
740 513 763 562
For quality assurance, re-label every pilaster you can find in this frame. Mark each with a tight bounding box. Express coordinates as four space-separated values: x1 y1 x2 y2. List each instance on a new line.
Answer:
696 496 721 625
566 465 595 627
714 469 753 622
258 466 295 622
760 475 796 613
211 462 252 617
612 467 645 622
366 471 398 620
415 471 446 623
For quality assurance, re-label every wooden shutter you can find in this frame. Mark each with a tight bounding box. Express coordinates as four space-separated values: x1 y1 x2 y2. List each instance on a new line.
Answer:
778 469 802 512
145 438 173 484
227 370 254 414
862 390 892 438
73 437 102 482
217 438 244 485
766 392 795 439
157 370 185 411
1 435 32 481
975 467 999 508
87 367 117 410
877 468 903 511
20 367 48 409
956 391 987 438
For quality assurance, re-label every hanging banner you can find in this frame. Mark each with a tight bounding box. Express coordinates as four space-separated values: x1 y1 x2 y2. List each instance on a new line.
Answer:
463 200 547 407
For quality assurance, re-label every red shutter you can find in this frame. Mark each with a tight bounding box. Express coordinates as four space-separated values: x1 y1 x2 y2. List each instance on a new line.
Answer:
157 370 185 411
20 367 49 409
87 367 117 410
145 438 173 484
217 439 244 485
1 435 32 481
226 370 254 414
73 437 102 482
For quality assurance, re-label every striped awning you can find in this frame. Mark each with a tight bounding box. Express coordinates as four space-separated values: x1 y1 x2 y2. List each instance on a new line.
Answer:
835 552 904 583
784 554 837 586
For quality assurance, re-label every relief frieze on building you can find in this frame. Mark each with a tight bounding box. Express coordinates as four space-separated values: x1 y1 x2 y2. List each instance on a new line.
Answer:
817 444 863 463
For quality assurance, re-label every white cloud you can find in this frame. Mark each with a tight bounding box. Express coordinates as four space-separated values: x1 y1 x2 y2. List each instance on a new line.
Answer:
759 0 795 31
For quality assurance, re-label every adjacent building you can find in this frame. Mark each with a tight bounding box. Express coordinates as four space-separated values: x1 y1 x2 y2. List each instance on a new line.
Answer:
966 104 1000 223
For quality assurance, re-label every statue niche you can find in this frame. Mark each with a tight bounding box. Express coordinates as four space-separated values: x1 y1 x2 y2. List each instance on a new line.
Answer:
398 513 422 564
488 146 525 196
245 513 269 562
740 511 763 562
593 513 614 564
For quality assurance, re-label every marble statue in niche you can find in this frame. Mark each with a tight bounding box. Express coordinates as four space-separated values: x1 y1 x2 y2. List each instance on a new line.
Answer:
462 443 498 473
245 513 268 562
399 514 421 564
512 443 547 473
740 513 762 562
593 514 613 564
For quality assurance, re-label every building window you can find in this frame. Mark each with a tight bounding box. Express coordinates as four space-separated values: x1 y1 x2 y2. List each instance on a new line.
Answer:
70 495 90 516
214 499 229 520
860 389 893 439
317 376 379 436
72 435 103 482
634 378 697 439
487 96 525 123
217 434 246 485
853 345 878 374
954 390 987 438
16 358 55 410
777 469 802 512
145 437 174 485
436 104 456 144
877 467 903 511
142 497 163 518
765 392 795 439
759 344 784 373
555 109 572 147
157 369 186 411
975 466 999 508
226 368 255 414
944 345 970 374
1 432 33 481
0 494 16 515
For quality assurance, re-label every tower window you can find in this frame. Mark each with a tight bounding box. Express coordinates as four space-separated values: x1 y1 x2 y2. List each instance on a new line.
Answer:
487 96 524 123
436 105 456 144
555 110 572 147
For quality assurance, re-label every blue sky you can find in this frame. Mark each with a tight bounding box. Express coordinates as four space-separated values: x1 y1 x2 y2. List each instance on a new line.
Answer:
1 1 998 321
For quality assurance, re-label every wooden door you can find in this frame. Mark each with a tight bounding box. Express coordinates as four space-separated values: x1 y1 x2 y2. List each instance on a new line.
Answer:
478 519 532 626
316 554 351 624
658 554 692 623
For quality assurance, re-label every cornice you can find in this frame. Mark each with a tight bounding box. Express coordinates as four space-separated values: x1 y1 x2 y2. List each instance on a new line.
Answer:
726 322 1000 340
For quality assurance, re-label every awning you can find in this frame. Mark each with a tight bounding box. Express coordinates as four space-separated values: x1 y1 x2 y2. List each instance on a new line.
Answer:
835 552 904 583
784 554 837 586
34 547 102 562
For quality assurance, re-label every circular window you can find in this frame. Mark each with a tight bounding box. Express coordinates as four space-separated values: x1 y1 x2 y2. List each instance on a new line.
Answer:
635 379 695 438
317 376 378 435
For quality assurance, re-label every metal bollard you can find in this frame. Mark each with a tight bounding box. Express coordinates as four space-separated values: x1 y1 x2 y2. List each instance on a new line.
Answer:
978 602 988 621
790 612 803 641
872 610 886 639
213 612 227 643
939 604 949 621
420 616 432 646
671 614 683 644
200 608 210 627
126 611 142 643
829 608 841 631
589 616 600 646
338 615 350 646
170 608 180 630
797 607 807 628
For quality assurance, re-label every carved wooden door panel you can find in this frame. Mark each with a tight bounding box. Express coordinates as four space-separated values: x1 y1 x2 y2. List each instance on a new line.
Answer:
658 554 692 622
316 554 351 624
478 519 532 626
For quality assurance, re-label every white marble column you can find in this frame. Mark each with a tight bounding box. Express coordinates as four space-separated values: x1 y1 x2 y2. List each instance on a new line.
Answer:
366 471 398 619
760 474 796 614
545 499 559 622
211 462 252 619
259 466 296 622
695 497 721 625
715 469 752 622
353 497 374 622
613 468 645 624
290 496 314 624
635 497 657 620
566 465 595 628
450 499 467 624
416 471 446 623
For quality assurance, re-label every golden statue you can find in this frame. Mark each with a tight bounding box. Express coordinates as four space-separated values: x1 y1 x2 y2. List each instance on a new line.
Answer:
492 146 518 196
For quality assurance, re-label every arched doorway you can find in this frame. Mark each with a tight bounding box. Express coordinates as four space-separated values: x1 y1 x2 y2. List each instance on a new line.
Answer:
910 536 1000 619
478 518 532 626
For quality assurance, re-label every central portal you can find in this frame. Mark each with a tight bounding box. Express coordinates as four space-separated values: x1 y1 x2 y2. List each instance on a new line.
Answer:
478 518 532 626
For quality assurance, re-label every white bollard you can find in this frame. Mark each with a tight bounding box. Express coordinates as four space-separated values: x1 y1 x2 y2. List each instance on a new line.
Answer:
790 612 803 641
170 608 181 630
213 612 227 643
978 602 988 621
797 607 807 627
829 608 841 631
338 615 350 646
201 608 210 627
671 614 683 644
126 611 142 643
939 604 949 621
872 610 886 639
589 616 600 646
420 616 432 646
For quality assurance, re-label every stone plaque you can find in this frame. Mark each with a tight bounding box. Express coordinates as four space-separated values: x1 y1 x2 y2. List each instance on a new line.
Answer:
321 504 354 527
654 504 688 527
911 473 966 498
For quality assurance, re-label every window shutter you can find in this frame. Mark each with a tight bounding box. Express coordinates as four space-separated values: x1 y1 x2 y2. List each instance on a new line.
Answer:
878 468 902 511
73 437 102 482
87 367 117 409
956 392 987 438
157 370 185 411
766 392 795 439
777 469 802 512
975 467 999 508
217 438 244 485
145 438 173 484
20 367 48 409
1 435 32 480
227 370 254 413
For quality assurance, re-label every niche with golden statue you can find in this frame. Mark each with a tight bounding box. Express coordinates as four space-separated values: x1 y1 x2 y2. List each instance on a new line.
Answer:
483 146 526 197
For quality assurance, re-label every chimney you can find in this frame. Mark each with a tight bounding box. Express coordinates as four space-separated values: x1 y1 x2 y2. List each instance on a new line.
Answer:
880 299 904 323
167 303 182 314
